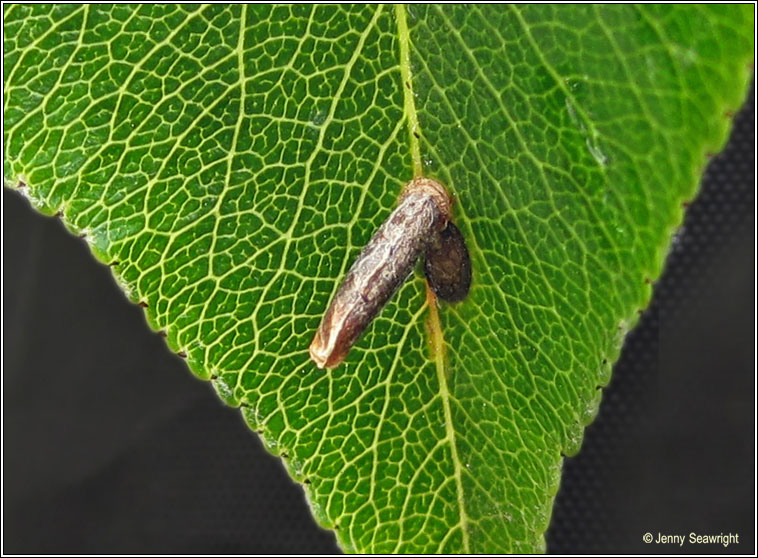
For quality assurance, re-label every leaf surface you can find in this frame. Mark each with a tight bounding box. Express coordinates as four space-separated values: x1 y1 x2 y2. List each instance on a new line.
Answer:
3 4 753 553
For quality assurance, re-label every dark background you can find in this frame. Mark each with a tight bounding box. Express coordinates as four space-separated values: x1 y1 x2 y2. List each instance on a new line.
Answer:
3 85 754 554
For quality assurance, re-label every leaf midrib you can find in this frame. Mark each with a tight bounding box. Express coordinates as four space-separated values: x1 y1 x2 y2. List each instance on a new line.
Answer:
395 4 471 552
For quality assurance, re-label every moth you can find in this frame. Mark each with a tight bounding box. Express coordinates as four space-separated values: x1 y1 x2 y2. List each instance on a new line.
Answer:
309 177 471 369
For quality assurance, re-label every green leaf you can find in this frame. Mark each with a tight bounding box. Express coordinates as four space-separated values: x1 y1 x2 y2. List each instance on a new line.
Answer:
3 4 753 553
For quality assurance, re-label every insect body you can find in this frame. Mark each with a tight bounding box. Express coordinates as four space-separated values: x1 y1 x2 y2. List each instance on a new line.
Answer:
309 177 469 369
423 221 471 302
